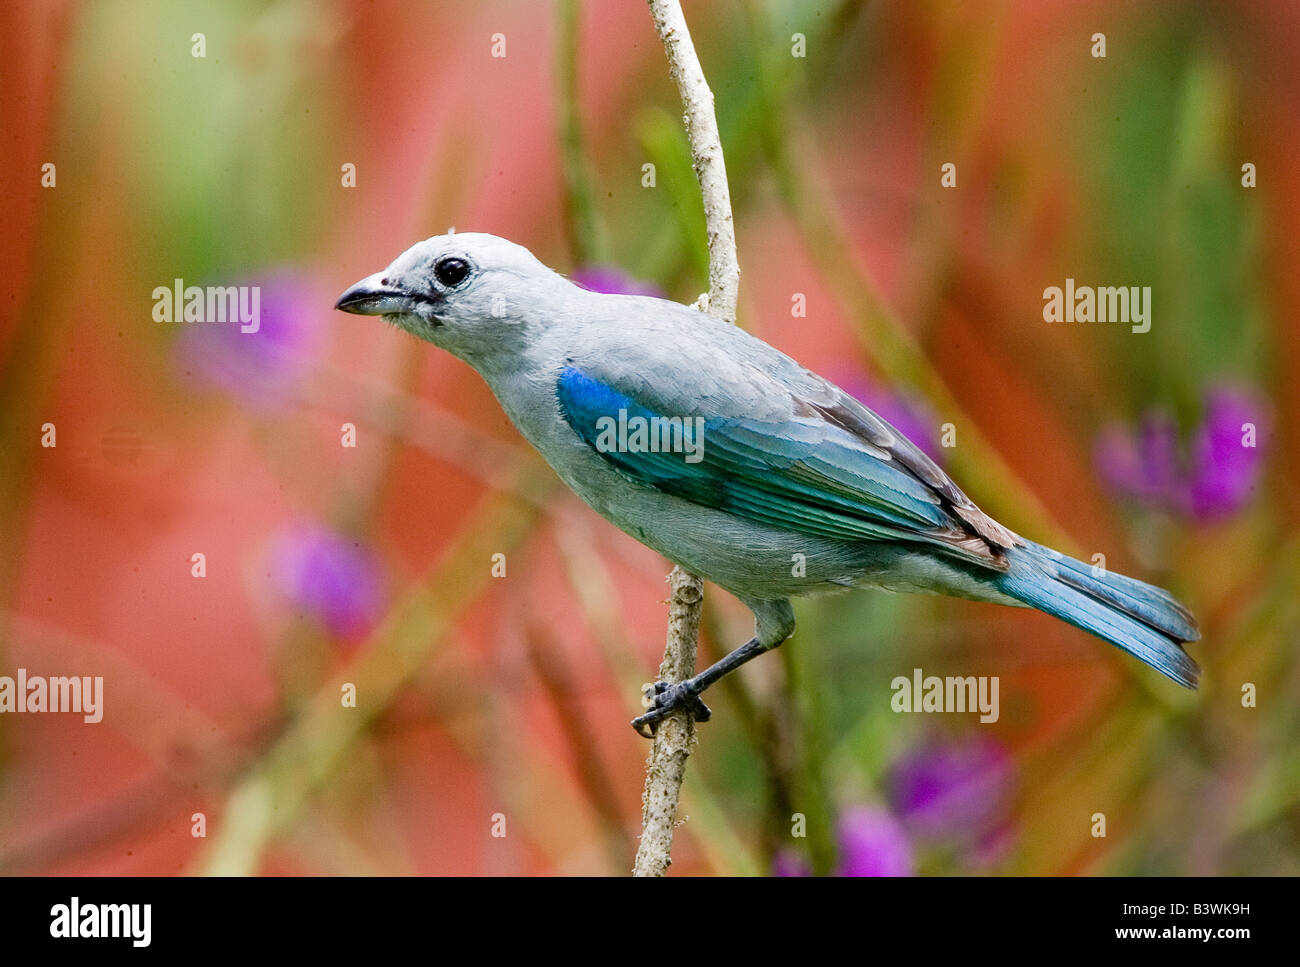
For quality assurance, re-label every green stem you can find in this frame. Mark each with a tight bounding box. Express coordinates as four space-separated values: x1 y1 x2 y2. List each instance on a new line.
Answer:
557 0 610 265
194 494 540 874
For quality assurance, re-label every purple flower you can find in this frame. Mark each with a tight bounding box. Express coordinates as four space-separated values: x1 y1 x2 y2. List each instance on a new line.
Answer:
175 270 320 410
888 732 1013 851
1094 414 1180 503
835 372 943 463
268 523 385 642
570 266 663 298
1095 385 1268 521
772 850 811 877
836 806 913 876
1187 388 1266 518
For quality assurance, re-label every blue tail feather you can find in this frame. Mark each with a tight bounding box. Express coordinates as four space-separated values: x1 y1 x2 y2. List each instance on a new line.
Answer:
1020 540 1200 643
997 544 1201 688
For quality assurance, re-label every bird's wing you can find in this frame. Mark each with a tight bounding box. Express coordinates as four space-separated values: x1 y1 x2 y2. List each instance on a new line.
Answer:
555 324 1018 570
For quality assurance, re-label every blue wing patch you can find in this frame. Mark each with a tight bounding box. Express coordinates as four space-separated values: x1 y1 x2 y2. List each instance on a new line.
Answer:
556 366 994 564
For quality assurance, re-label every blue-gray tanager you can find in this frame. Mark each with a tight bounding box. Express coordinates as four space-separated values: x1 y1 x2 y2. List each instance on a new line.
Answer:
336 233 1200 735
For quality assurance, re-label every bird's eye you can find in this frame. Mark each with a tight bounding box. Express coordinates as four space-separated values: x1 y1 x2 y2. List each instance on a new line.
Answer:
434 256 471 288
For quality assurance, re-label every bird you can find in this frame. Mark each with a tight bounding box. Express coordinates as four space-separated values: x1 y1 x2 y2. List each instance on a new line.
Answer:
336 232 1200 736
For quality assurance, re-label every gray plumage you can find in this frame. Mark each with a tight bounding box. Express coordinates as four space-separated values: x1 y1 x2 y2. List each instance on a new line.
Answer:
337 233 1200 731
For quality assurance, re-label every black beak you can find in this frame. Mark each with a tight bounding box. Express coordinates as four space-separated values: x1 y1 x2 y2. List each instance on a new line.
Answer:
335 272 414 315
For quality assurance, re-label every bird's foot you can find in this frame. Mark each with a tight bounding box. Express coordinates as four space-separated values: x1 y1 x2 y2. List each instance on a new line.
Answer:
631 680 711 738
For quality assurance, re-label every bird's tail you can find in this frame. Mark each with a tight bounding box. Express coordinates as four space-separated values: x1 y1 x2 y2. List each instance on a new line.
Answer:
995 541 1201 688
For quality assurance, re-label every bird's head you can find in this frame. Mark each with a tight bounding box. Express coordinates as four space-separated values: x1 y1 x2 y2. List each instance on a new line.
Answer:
335 232 567 361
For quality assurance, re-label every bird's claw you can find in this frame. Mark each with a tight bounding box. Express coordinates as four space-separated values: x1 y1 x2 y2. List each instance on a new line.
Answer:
631 680 711 738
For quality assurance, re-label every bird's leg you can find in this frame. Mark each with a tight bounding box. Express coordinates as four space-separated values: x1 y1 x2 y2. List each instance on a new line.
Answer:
632 598 794 738
630 636 771 738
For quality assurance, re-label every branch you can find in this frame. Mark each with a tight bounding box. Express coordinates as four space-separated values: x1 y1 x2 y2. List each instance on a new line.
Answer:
633 0 738 878
645 0 740 323
633 567 705 876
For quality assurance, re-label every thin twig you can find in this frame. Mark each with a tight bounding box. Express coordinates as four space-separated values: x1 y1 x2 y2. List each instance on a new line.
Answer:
633 0 739 877
645 0 740 323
